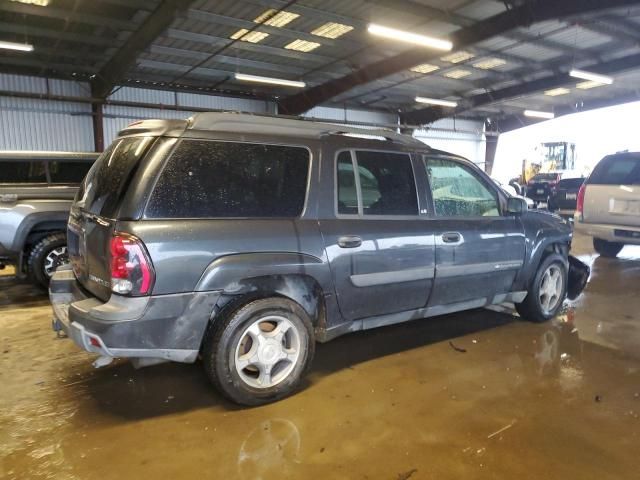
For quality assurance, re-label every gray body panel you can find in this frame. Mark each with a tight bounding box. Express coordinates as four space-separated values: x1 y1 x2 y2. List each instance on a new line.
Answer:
49 113 573 365
0 151 97 264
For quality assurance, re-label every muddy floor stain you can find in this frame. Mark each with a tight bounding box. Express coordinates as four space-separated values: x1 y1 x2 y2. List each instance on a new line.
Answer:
1 234 639 479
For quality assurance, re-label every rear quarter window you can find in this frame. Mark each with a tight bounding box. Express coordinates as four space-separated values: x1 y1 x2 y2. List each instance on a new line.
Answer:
145 140 310 218
589 154 640 185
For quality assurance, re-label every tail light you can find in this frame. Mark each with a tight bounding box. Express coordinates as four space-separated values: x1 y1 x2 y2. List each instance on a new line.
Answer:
576 183 587 214
109 232 155 296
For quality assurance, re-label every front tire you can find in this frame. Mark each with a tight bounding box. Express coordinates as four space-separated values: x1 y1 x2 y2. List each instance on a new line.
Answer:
516 253 568 323
27 232 68 288
593 238 623 258
202 297 315 406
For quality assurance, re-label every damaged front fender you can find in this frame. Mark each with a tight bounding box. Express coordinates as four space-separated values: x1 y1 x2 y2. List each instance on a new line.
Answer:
567 255 590 300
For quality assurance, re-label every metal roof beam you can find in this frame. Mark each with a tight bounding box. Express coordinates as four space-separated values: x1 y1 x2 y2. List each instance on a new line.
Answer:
148 45 338 80
401 51 640 125
0 2 137 30
278 0 639 115
91 0 196 98
0 56 97 75
96 0 158 10
0 22 115 46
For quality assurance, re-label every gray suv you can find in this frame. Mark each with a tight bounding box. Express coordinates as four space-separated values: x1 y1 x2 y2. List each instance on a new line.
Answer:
50 113 580 405
0 151 98 286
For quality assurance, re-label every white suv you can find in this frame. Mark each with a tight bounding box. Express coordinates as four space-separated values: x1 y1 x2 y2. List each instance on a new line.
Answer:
574 152 640 257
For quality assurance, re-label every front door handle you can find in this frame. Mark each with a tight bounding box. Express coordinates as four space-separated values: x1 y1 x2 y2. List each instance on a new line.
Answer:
338 235 362 248
441 232 462 244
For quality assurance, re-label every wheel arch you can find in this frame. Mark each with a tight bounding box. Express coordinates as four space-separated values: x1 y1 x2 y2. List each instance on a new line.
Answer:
13 212 69 253
196 253 333 332
518 236 570 292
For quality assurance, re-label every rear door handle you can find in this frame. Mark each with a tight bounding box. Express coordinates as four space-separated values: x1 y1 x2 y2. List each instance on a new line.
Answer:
338 235 362 248
441 232 462 244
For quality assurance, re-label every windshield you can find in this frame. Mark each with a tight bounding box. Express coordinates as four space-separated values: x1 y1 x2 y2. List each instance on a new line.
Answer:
532 173 558 182
589 154 640 185
76 136 153 218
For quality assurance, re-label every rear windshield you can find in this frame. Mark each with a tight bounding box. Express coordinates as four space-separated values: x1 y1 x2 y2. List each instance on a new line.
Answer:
145 140 310 218
589 154 640 185
558 178 584 189
532 173 558 182
77 137 153 217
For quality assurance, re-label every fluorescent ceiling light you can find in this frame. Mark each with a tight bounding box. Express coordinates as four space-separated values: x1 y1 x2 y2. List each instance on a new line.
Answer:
235 73 305 88
254 9 299 28
569 69 613 85
410 63 440 74
0 40 34 52
367 23 452 51
230 29 269 43
473 58 506 70
10 0 49 5
544 87 570 96
415 97 457 107
441 50 474 63
444 69 471 79
312 22 354 39
524 109 554 119
576 80 605 90
284 39 321 52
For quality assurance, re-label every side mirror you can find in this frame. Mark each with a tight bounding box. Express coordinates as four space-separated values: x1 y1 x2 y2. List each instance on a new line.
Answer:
506 196 527 215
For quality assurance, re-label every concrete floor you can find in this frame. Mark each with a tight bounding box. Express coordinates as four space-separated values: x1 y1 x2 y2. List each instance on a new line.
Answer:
1 233 639 480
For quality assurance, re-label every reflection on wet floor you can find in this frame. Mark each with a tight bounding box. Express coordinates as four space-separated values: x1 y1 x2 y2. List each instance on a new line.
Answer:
1 234 639 480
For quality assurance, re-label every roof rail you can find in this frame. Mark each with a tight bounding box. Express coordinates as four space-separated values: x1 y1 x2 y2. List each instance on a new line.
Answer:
187 111 428 148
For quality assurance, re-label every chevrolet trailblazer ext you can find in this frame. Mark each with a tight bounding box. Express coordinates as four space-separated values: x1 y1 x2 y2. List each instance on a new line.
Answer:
50 113 578 405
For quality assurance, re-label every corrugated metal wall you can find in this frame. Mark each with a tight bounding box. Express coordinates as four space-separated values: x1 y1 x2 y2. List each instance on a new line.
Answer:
414 118 486 165
102 86 275 144
303 105 397 127
1 73 485 164
0 74 94 151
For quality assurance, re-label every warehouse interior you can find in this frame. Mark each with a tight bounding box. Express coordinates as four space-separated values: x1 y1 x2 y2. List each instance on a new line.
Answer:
2 1 640 479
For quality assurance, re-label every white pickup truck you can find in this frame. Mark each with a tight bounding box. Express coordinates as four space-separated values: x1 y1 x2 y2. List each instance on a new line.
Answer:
574 152 640 257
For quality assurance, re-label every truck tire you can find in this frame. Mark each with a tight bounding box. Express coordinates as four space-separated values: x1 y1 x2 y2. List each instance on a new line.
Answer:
516 253 568 323
593 238 623 258
27 232 68 288
202 297 315 406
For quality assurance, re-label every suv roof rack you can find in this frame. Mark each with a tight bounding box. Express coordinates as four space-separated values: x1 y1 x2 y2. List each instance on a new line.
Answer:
187 112 428 148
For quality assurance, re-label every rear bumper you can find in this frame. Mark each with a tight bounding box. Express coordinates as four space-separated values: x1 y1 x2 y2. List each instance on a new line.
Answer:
555 208 576 218
49 267 221 363
573 217 640 244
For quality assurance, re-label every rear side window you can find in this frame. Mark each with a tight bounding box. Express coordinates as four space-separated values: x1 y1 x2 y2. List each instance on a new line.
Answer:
78 136 153 218
49 161 93 184
0 161 47 183
589 154 640 185
336 150 418 216
337 151 358 214
146 140 310 218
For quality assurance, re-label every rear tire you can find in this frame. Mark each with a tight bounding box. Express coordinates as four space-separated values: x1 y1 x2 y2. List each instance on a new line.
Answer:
202 297 315 406
516 253 568 323
27 232 68 288
593 238 623 258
